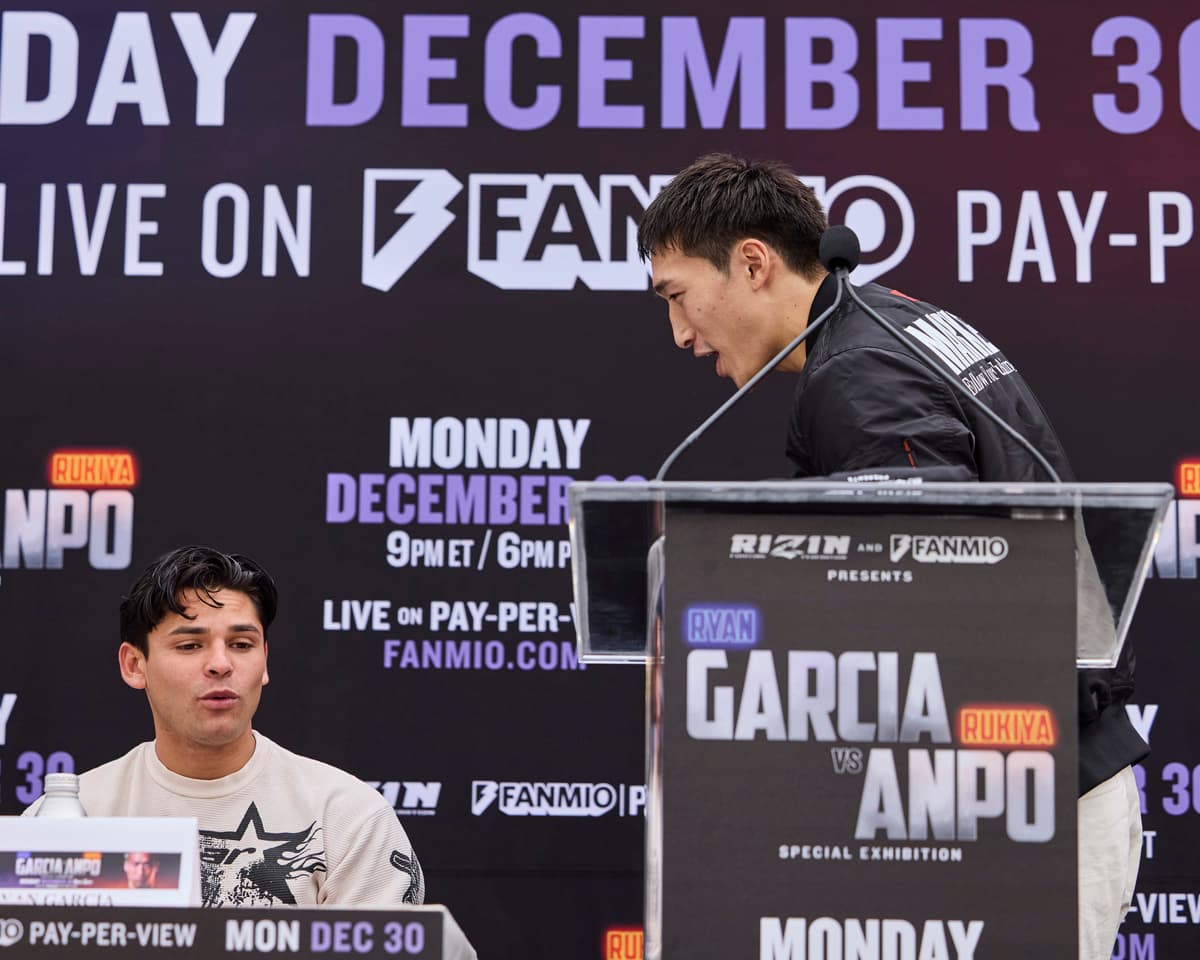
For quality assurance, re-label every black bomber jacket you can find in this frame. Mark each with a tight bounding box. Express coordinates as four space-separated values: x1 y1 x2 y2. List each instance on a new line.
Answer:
787 275 1149 795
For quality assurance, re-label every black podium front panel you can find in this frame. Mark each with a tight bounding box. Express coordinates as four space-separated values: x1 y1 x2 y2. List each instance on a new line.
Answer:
660 507 1078 957
0 904 446 958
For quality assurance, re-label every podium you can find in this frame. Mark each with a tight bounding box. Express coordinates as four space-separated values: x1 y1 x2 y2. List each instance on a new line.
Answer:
569 481 1172 959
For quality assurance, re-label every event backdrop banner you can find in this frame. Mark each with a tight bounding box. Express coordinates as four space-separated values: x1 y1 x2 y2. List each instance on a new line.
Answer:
0 3 1197 958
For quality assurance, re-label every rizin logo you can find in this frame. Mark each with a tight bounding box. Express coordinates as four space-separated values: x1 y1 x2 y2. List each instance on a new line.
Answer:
361 170 913 292
0 919 23 948
471 781 645 818
890 534 1009 564
366 780 442 817
730 533 851 560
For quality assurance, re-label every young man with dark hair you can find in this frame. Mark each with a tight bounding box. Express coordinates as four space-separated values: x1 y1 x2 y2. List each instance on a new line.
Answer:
637 153 1146 960
34 545 423 908
638 153 829 389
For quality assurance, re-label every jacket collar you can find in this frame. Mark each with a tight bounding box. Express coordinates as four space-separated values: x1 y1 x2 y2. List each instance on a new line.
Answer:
808 272 840 325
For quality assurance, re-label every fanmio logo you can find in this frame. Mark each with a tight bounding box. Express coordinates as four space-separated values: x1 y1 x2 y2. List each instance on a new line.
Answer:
471 781 645 818
890 534 1009 564
362 170 912 292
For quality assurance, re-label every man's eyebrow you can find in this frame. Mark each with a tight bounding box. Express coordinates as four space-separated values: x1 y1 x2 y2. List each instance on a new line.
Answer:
166 623 262 636
652 278 671 295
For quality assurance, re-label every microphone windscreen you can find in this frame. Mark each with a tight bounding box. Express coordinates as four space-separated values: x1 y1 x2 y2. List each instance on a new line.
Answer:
819 225 861 272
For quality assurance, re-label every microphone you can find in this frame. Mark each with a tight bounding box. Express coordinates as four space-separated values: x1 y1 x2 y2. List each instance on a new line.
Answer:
818 227 1063 483
819 225 860 273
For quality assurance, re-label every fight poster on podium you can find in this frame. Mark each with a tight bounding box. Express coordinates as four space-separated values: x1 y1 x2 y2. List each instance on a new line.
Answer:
660 507 1079 958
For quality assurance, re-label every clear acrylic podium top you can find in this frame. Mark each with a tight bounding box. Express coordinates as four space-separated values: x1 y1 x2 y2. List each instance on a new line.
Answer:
568 481 1173 669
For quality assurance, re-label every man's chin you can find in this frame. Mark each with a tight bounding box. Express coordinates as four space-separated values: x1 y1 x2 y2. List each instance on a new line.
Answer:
189 719 252 747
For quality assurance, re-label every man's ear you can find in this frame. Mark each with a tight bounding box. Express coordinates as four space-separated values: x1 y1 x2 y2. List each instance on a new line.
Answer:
119 642 148 690
735 238 772 289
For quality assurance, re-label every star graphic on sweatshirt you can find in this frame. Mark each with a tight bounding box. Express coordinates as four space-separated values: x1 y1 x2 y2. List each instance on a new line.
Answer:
199 803 325 906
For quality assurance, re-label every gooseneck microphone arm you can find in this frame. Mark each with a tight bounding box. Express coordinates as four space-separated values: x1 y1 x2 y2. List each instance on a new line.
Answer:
654 278 844 481
819 225 1062 483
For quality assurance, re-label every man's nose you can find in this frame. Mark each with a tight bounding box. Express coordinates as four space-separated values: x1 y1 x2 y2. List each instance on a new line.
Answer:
205 647 233 676
669 314 694 350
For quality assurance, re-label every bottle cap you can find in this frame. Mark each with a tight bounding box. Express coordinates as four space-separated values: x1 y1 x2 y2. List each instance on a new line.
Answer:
44 773 80 791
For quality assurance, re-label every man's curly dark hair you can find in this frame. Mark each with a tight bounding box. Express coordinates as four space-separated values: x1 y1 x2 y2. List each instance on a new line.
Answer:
119 545 278 655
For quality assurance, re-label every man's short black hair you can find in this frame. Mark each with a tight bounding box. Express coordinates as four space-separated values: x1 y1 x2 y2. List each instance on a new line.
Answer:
119 546 279 656
636 153 828 279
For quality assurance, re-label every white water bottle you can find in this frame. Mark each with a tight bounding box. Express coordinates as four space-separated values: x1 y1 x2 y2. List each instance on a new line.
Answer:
37 773 87 817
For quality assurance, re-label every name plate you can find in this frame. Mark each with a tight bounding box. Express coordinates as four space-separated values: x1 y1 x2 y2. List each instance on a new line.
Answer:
0 817 199 907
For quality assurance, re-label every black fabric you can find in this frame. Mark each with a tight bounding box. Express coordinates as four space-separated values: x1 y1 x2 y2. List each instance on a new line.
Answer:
787 280 1149 795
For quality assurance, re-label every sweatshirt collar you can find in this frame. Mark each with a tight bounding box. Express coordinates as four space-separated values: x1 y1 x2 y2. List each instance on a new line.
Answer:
143 731 270 799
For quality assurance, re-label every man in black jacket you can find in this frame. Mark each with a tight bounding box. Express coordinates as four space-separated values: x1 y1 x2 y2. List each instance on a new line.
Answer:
637 152 1146 960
